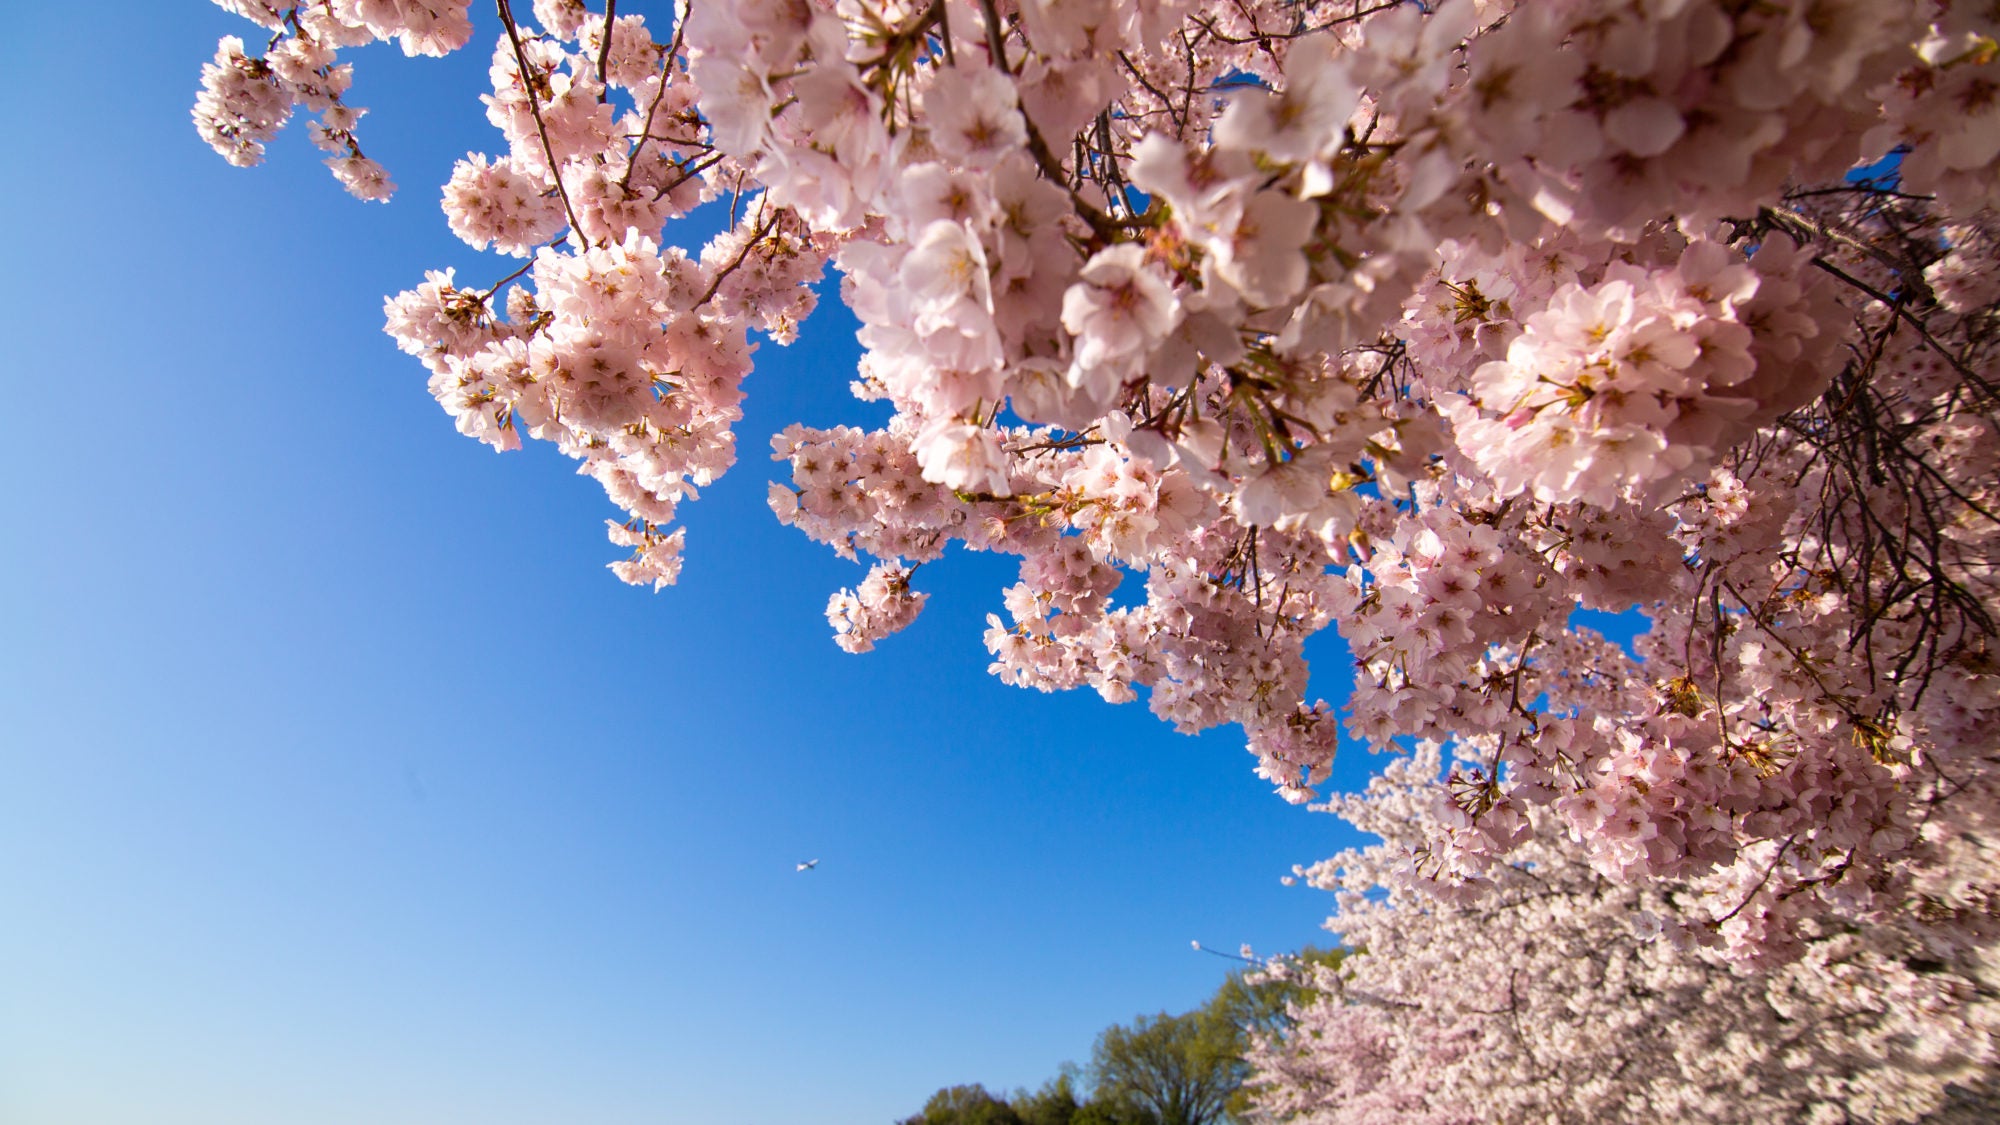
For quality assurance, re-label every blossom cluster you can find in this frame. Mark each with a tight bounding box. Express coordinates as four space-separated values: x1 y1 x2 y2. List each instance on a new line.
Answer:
195 0 2000 979
192 0 476 197
1246 744 2000 1123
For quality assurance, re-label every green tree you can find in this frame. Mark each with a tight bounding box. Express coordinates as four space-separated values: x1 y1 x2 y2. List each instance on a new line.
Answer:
1088 1008 1241 1125
897 1084 1023 1125
899 947 1349 1125
1011 1071 1156 1125
1009 1073 1090 1125
899 1074 1156 1125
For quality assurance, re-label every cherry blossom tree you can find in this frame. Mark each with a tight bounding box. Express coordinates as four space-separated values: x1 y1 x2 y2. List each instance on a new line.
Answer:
1244 743 1998 1123
193 0 1998 1037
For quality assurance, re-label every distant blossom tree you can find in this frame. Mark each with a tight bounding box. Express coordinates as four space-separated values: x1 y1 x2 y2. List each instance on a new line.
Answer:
1245 745 1998 1122
193 0 1998 1104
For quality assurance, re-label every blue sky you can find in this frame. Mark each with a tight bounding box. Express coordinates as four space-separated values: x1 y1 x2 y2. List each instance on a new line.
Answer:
0 5 1378 1123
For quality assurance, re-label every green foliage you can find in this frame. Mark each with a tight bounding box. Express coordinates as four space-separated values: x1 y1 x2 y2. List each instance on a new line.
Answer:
898 1074 1158 1125
1009 1073 1092 1125
898 947 1348 1125
1088 1008 1240 1125
1015 1072 1157 1125
897 1084 1024 1125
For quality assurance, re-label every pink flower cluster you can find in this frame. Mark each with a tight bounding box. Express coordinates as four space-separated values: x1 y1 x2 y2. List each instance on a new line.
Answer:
1248 744 2000 1123
193 1 475 198
196 0 2000 982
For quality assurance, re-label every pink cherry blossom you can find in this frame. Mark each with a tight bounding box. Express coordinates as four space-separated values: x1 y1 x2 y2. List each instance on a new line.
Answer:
193 1 2000 1063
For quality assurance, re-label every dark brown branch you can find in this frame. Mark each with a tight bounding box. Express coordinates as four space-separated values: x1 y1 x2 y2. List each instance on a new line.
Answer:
495 0 588 242
595 0 616 91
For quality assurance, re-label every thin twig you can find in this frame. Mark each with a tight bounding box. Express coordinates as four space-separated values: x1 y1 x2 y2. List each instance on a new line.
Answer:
595 0 617 90
496 0 588 243
1808 256 1998 404
694 208 779 309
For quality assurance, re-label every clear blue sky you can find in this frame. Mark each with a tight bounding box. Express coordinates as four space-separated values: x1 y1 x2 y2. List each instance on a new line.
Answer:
0 6 1376 1123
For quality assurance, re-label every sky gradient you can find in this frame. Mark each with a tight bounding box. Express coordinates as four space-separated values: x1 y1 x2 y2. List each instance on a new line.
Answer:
0 5 1380 1123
